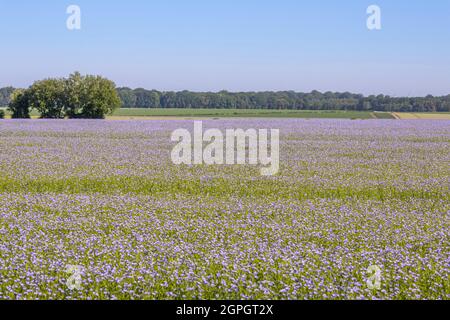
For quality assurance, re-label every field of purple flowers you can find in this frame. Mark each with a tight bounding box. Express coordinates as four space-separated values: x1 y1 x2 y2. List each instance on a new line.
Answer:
0 119 448 299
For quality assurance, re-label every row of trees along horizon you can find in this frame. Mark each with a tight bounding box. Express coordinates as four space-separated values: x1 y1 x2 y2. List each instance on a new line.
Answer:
1 73 449 119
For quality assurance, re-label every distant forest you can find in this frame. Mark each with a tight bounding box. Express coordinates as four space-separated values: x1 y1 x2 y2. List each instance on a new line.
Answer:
2 86 450 112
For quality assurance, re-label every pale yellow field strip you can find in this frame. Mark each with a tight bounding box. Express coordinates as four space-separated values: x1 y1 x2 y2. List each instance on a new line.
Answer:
392 113 450 120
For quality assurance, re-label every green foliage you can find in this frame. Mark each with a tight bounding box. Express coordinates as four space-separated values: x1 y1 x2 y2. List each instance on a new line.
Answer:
6 72 121 119
115 88 450 112
8 89 31 119
28 78 66 119
65 72 121 119
113 108 386 119
116 87 137 108
0 109 4 119
4 85 450 114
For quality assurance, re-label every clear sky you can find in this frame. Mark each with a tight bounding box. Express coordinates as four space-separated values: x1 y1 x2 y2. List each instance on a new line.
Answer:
1 0 449 96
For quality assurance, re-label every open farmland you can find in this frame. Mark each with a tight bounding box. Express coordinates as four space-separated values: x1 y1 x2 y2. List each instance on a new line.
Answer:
111 108 393 119
392 112 450 120
0 119 448 300
1 107 396 119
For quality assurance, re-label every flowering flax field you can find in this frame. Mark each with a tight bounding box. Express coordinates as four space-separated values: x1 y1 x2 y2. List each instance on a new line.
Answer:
0 119 448 300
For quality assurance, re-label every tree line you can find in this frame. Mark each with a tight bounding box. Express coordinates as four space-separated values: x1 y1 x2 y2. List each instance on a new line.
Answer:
115 88 450 112
2 83 449 113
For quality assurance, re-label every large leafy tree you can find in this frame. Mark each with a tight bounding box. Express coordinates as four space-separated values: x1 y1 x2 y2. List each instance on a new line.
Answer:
7 72 121 119
28 78 66 118
8 89 31 119
65 72 121 119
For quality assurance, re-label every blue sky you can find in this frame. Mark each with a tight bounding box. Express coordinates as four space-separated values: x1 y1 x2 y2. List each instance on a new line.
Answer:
0 0 449 96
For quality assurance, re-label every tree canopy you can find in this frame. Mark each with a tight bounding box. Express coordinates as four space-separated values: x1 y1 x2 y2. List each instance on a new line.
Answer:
116 88 450 112
8 89 31 119
6 73 121 119
2 81 449 114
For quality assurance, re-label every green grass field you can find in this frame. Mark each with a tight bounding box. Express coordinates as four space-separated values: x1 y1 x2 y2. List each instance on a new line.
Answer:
4 107 450 120
112 108 394 119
